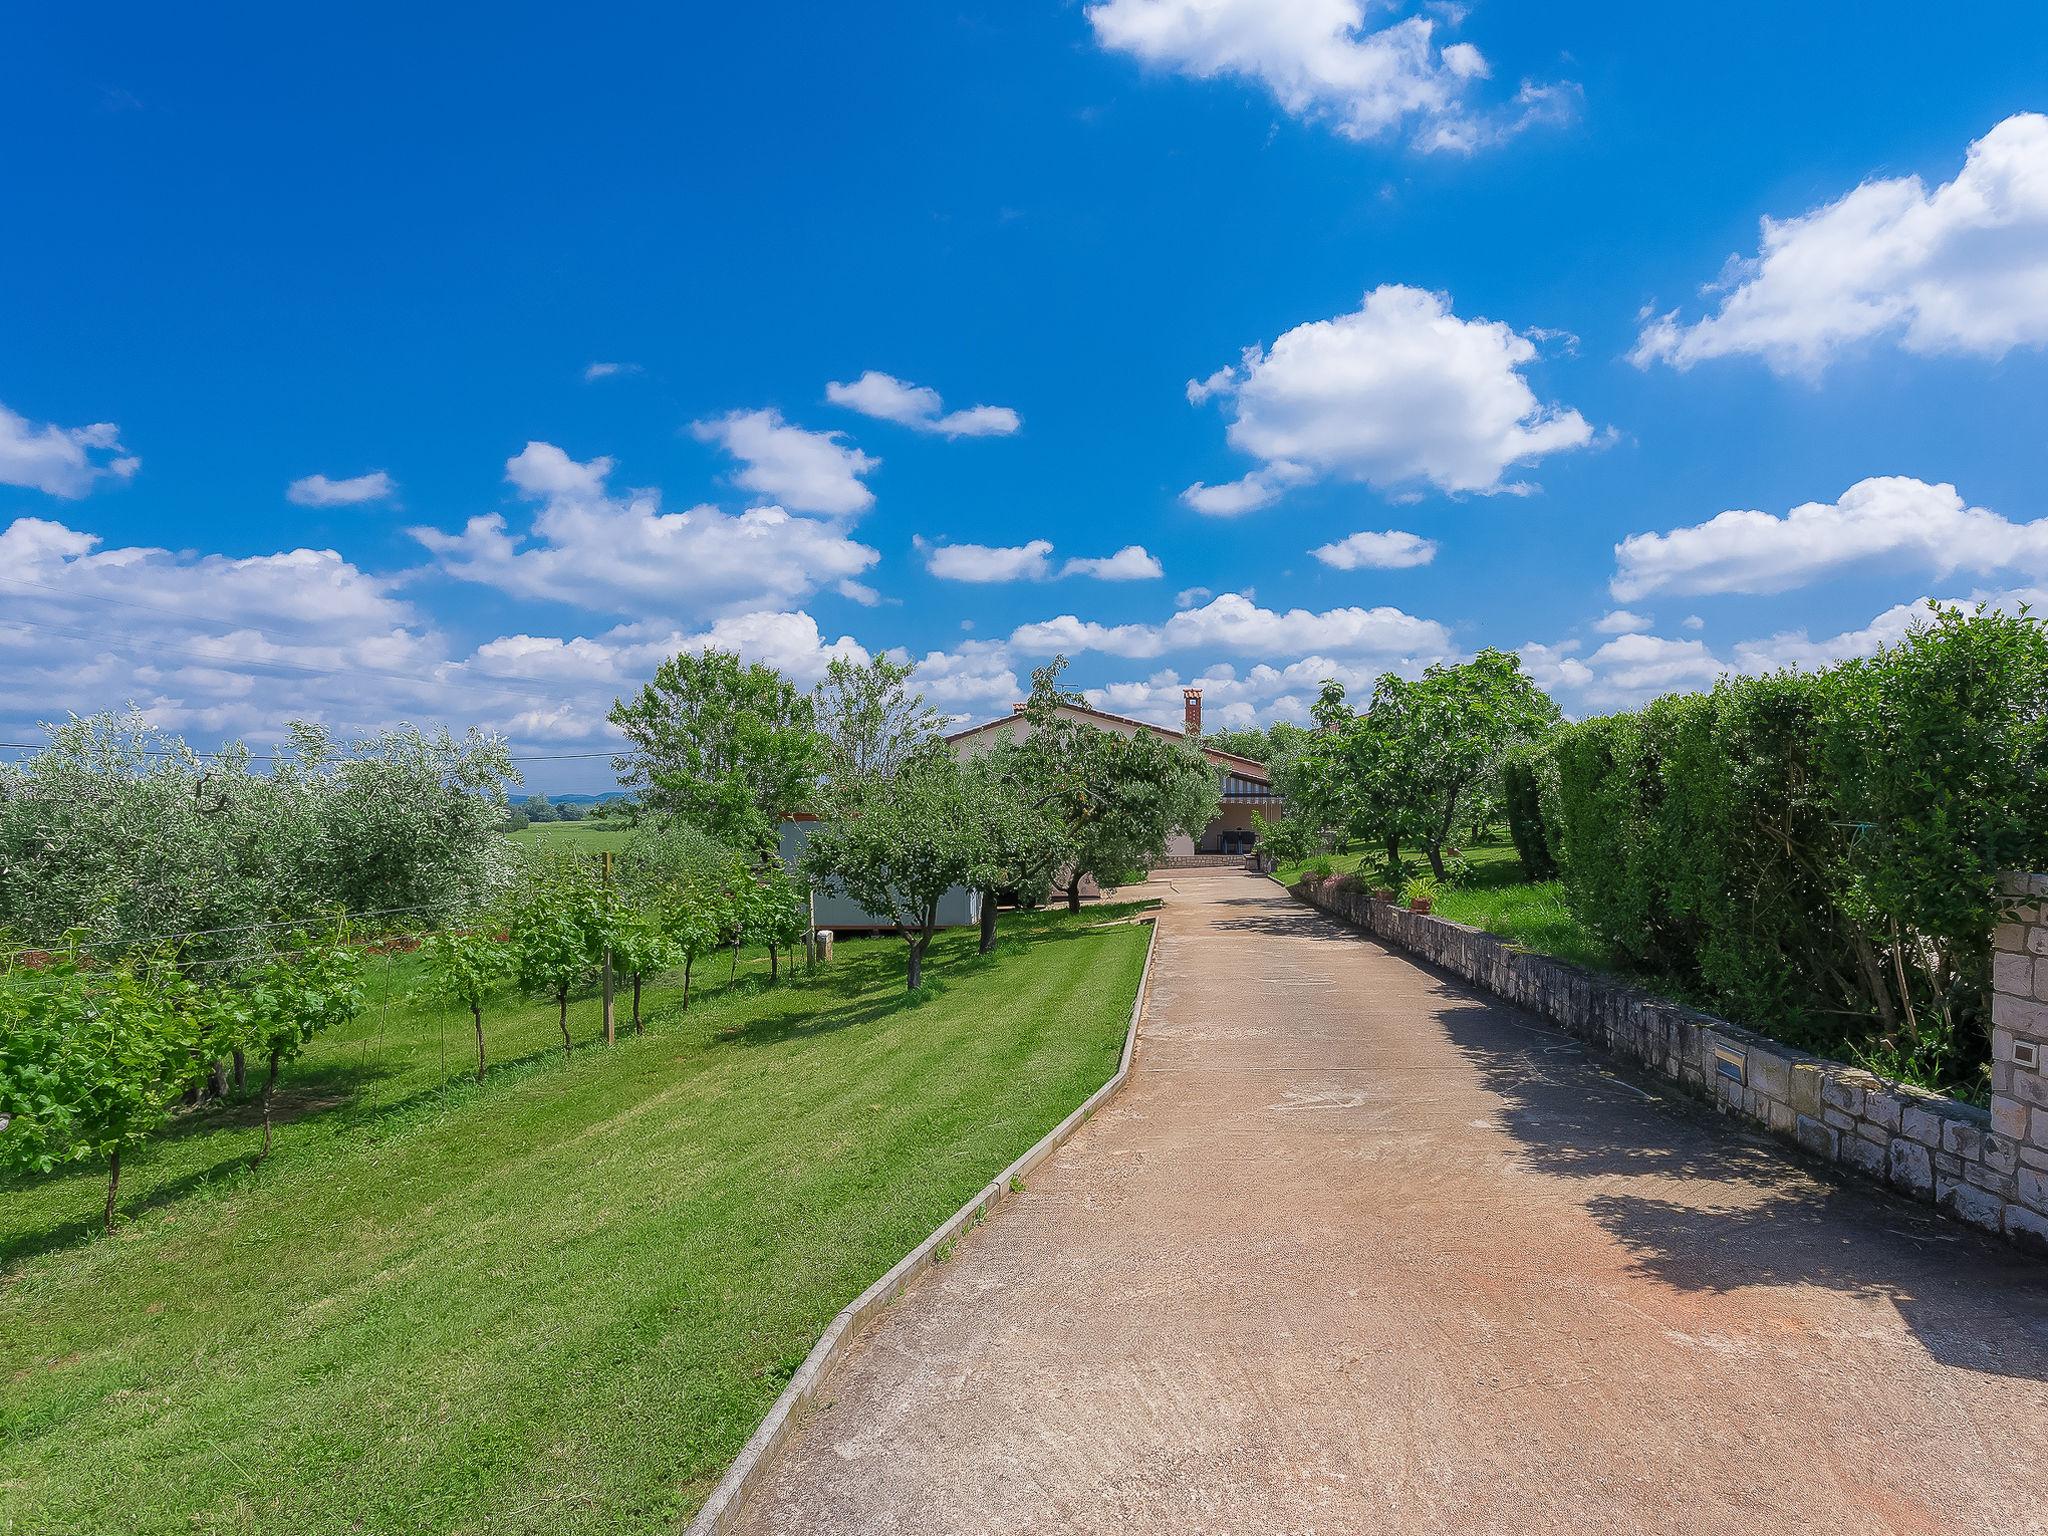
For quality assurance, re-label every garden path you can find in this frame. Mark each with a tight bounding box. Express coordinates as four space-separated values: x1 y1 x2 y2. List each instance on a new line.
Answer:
731 869 2048 1535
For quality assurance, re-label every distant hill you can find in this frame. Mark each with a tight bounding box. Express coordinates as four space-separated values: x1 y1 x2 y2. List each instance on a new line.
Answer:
543 791 632 806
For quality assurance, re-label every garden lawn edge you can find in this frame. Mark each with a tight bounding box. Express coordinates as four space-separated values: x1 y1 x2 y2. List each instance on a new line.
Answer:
683 915 1160 1535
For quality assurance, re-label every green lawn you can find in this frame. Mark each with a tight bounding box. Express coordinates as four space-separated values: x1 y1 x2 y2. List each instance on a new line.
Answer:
1274 837 1613 972
0 904 1153 1535
506 820 644 854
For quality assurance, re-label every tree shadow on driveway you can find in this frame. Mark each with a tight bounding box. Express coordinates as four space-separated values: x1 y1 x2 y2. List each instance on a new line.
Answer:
1434 974 2048 1383
1235 885 2048 1383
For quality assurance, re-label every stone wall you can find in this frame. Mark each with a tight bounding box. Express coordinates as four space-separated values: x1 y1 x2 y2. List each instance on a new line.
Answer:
1296 871 2048 1255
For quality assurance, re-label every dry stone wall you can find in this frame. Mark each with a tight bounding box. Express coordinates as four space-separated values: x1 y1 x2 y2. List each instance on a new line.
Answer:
1296 872 2048 1256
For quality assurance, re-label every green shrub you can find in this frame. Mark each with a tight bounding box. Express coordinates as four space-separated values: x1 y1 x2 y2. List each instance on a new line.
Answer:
1500 743 1558 880
1542 606 2048 1093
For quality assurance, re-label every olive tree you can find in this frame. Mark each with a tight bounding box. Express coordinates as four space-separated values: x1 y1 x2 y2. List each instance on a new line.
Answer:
1008 661 1218 911
801 754 988 991
963 746 1071 952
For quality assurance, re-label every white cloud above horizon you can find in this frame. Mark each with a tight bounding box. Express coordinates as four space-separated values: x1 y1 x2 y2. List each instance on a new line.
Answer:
413 441 879 616
0 402 140 499
287 470 396 507
825 371 1021 438
1634 113 2048 376
1310 528 1438 570
1185 285 1596 509
920 539 1164 582
1085 0 1569 153
1612 476 2048 601
1010 591 1453 663
692 408 879 516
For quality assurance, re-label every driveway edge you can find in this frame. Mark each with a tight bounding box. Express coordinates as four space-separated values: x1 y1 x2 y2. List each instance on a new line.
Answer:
683 914 1161 1535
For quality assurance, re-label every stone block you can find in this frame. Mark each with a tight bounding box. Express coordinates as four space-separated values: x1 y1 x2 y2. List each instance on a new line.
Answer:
1822 1107 1857 1134
1862 1090 1902 1133
1766 1099 1796 1137
2005 1202 2048 1254
2010 1071 2048 1111
1937 1175 2006 1234
1996 923 2029 954
1746 1049 1791 1102
1934 1149 1963 1178
2020 1166 2048 1213
1966 1162 2018 1200
1794 1115 1836 1160
1996 990 2048 1034
1787 1062 1825 1119
1993 1062 2015 1097
1942 1119 1984 1160
2034 926 2048 957
2037 958 2048 1003
1900 1104 1943 1148
1983 1134 2020 1176
1839 1134 1887 1179
1888 1137 1934 1198
1993 1096 2031 1139
1995 950 2037 998
1821 1077 1865 1117
2032 1106 2048 1147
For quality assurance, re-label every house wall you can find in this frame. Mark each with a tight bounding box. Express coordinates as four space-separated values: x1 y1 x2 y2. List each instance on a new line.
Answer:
777 820 981 933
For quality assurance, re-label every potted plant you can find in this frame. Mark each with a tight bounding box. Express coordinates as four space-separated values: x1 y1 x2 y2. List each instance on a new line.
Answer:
1401 874 1439 914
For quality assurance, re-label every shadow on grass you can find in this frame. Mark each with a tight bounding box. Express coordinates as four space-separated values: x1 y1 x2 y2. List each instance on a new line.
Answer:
0 1149 259 1266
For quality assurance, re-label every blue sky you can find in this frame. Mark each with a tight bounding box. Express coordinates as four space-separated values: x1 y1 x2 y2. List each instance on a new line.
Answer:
6 2 2048 789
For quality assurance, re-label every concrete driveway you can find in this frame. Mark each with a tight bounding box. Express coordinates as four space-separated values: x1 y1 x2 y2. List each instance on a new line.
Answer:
732 870 2048 1536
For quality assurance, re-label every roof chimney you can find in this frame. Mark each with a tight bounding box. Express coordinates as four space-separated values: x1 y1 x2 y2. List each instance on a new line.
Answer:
1011 702 1027 714
1182 687 1202 738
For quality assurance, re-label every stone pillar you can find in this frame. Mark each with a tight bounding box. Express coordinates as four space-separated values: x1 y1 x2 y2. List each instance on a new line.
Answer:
1992 873 2048 1245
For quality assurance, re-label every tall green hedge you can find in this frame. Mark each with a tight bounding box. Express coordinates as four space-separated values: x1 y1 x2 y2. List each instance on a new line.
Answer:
1514 606 2048 1093
1500 743 1557 880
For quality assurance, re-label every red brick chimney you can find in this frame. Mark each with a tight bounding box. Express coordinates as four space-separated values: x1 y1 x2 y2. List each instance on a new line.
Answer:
1182 687 1202 738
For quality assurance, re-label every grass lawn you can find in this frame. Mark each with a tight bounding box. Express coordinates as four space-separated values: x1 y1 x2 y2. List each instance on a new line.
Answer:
506 820 644 855
1274 837 1613 973
0 903 1153 1535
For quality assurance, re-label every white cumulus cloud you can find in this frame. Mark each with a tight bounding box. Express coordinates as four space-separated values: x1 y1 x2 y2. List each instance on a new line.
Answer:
413 442 878 616
1310 529 1438 569
693 408 878 516
922 539 1055 583
1593 609 1653 634
825 371 1021 438
286 470 395 507
0 402 140 499
1061 545 1164 580
1634 113 2048 376
1187 285 1596 505
1086 0 1566 152
1611 476 2048 601
1011 591 1451 663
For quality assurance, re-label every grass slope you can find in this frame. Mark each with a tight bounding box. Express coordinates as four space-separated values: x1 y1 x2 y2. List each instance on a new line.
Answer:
0 905 1152 1535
